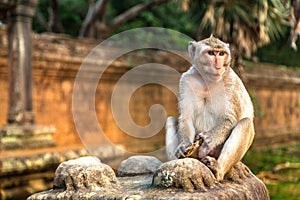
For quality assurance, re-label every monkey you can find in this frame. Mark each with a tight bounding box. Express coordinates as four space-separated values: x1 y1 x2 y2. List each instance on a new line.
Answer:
165 35 255 181
290 0 300 50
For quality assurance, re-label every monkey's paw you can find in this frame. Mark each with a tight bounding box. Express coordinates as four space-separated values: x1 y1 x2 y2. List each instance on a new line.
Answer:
194 132 204 143
201 156 223 181
175 141 192 159
194 132 214 148
195 132 218 156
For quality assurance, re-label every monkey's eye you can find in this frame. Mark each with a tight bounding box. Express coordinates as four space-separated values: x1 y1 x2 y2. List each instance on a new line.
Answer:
219 51 226 56
207 50 215 55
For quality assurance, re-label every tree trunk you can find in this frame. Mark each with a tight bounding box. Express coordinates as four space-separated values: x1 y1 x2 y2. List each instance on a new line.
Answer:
79 0 109 38
79 0 171 39
50 0 64 33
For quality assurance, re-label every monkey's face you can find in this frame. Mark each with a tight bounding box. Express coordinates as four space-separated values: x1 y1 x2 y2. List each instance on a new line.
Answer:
188 36 231 82
200 46 230 81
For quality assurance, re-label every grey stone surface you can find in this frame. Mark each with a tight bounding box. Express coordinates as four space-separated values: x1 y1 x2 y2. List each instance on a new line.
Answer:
53 156 118 192
27 157 270 200
117 155 162 177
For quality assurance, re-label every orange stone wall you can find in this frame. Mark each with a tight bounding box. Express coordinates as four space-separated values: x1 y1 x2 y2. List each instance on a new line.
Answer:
0 27 300 152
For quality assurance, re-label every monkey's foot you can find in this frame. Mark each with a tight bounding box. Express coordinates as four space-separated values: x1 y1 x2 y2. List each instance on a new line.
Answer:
291 41 297 51
200 156 223 181
224 162 252 183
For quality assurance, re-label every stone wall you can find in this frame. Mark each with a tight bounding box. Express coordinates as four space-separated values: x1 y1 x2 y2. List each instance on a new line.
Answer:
0 26 300 153
242 64 300 146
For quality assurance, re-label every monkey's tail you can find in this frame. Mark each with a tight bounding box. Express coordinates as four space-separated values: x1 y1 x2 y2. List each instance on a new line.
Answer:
165 116 179 161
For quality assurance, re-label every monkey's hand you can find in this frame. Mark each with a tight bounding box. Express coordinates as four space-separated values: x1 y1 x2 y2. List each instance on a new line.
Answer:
175 141 192 159
194 132 218 159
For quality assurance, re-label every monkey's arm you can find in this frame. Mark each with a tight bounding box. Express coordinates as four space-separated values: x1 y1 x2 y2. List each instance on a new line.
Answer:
175 74 197 158
175 118 194 158
177 74 197 142
175 101 195 158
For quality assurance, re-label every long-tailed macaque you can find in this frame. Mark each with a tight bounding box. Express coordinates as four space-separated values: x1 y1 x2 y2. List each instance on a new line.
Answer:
290 0 300 50
165 35 255 181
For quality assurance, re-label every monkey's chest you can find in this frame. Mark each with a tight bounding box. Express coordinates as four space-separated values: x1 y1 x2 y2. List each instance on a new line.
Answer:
193 96 225 133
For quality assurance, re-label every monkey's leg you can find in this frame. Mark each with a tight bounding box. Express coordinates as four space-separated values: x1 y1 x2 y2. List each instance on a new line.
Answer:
215 118 255 181
165 116 179 161
290 20 300 50
291 29 298 50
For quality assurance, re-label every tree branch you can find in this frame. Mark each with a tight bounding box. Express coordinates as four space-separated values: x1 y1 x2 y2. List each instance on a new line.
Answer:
273 162 300 172
50 0 64 33
79 0 109 37
109 0 171 31
35 10 51 32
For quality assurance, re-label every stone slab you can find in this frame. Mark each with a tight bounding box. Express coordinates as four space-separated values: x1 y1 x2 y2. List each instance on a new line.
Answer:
0 124 56 150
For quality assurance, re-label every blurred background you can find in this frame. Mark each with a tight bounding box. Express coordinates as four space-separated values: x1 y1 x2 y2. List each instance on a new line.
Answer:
0 0 300 199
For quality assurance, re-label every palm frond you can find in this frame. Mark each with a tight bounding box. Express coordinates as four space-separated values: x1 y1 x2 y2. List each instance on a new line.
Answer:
184 0 289 57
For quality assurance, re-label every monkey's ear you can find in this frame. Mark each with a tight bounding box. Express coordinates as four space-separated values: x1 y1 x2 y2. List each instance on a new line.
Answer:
188 41 197 59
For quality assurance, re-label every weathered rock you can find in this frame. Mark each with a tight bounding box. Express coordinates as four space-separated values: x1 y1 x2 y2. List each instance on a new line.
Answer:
152 158 216 192
117 155 162 177
52 156 118 192
27 157 269 200
153 158 269 199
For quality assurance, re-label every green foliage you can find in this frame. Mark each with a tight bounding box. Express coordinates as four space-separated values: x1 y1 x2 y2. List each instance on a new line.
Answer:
255 33 300 68
268 182 300 200
33 0 88 36
58 0 88 36
32 0 298 68
110 0 194 37
33 0 194 38
244 143 300 173
183 0 288 57
243 143 300 199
